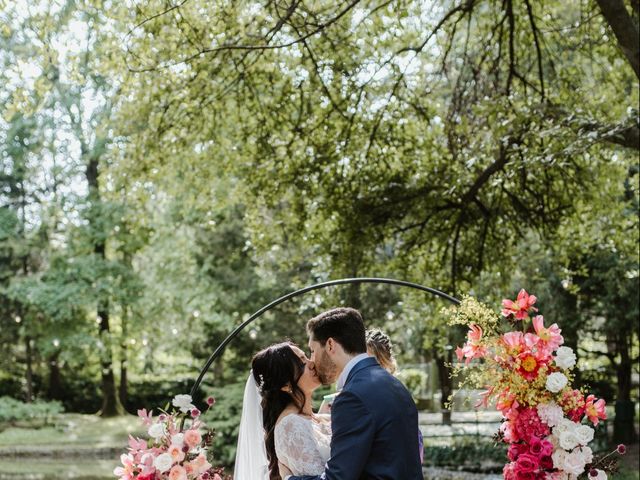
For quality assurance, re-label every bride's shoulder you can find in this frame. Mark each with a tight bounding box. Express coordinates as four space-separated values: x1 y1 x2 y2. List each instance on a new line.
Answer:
276 411 309 432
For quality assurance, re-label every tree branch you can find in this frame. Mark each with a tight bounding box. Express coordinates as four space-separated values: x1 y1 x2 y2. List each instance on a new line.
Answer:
595 0 640 80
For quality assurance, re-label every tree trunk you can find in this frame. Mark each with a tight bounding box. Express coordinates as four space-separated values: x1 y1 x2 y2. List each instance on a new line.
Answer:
86 156 122 417
613 330 638 443
47 350 63 400
119 307 129 411
24 334 33 403
435 350 453 425
97 300 123 417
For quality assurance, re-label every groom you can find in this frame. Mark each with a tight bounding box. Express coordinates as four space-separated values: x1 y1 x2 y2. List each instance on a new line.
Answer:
283 307 423 480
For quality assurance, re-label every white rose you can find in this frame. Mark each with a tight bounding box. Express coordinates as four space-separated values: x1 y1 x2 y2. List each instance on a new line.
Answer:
563 450 587 476
574 425 594 446
592 469 607 480
552 449 568 470
172 394 195 413
576 446 593 464
559 430 579 450
538 402 565 427
153 452 174 473
553 418 577 437
546 372 569 393
171 433 184 446
148 422 165 440
554 347 577 369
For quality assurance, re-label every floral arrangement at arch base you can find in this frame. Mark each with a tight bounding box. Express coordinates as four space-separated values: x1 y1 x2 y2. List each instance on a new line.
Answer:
114 394 230 480
446 290 626 480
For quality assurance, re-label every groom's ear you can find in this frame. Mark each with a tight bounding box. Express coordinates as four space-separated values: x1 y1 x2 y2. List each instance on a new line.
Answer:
326 337 335 353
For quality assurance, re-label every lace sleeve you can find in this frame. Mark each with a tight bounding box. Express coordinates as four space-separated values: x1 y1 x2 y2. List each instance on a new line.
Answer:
274 415 326 476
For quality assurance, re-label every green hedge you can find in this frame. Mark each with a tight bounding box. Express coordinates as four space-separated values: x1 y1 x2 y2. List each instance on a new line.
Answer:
423 437 507 472
0 396 64 425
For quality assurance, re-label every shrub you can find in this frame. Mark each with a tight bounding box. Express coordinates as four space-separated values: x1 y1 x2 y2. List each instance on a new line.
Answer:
423 437 507 472
396 368 428 401
0 396 64 425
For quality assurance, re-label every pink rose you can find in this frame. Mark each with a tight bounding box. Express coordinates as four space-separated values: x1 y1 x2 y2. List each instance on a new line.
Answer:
516 453 540 473
508 443 529 461
516 472 536 480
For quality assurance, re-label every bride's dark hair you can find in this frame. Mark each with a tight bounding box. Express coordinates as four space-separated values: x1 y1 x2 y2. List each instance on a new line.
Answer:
252 342 306 480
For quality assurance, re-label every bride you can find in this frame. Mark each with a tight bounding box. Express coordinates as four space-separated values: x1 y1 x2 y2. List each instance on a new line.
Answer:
234 342 330 479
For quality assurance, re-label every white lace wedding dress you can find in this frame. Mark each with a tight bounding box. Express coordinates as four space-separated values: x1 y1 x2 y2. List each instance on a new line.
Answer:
274 414 332 475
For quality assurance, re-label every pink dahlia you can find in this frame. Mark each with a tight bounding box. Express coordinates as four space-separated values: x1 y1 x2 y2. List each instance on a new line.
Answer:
456 325 488 364
584 394 607 426
532 315 563 355
502 289 538 320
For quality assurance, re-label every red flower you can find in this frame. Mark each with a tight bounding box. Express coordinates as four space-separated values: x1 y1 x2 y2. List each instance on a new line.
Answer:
617 444 626 455
539 455 553 470
516 351 548 381
502 289 538 320
515 453 539 473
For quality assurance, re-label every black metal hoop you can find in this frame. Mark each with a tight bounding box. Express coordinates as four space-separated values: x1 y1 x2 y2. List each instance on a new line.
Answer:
190 277 460 396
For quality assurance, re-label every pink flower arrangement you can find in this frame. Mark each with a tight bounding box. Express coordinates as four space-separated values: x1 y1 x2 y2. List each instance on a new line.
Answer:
114 395 228 480
447 291 624 480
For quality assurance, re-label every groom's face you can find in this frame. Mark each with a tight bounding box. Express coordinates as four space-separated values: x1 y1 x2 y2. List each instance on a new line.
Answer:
309 337 338 386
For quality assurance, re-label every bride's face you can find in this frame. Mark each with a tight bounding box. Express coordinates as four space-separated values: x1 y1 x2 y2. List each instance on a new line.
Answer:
290 345 321 392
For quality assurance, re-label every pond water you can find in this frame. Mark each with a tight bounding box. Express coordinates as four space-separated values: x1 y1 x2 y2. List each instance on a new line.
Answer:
0 458 115 480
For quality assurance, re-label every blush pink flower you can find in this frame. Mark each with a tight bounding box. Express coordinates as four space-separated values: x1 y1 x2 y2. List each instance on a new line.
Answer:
127 434 148 451
137 408 153 426
168 444 185 463
192 453 212 474
168 465 188 480
532 316 563 354
184 429 202 449
114 453 135 480
502 289 538 320
584 395 607 426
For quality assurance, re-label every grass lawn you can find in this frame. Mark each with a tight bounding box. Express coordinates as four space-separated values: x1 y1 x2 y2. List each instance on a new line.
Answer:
0 414 146 479
0 414 145 453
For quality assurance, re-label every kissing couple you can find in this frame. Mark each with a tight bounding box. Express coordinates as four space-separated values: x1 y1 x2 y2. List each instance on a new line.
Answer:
234 307 424 479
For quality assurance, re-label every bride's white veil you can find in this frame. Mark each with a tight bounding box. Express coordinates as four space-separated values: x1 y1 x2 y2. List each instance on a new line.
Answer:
234 372 269 479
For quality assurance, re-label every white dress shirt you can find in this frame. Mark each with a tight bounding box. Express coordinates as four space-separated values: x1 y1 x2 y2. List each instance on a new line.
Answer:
336 352 370 391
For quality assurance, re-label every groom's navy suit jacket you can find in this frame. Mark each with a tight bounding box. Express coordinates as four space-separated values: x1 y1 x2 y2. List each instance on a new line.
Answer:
290 356 423 480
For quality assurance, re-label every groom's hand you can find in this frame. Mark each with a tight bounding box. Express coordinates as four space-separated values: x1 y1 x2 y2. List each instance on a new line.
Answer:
279 461 293 478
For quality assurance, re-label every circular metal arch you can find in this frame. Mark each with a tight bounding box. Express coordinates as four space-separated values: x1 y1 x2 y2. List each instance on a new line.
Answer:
190 277 460 396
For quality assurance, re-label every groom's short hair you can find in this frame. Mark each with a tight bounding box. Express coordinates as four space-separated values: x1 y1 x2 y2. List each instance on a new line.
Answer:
307 307 367 354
